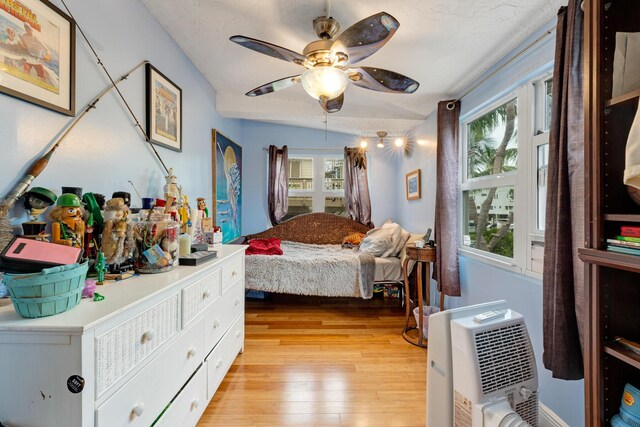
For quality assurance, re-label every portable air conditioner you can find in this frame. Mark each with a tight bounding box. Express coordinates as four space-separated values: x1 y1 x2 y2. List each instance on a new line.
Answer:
426 300 538 427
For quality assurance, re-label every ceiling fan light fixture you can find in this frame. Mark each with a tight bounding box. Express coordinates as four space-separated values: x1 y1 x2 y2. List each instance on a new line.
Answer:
301 66 349 101
377 141 385 148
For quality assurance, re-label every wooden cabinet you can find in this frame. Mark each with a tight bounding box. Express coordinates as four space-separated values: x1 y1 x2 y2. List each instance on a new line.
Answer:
583 1 640 424
0 245 245 427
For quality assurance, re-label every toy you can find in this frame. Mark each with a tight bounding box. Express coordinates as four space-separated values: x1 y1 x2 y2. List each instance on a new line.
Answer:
112 191 131 207
101 198 133 268
49 193 86 248
197 197 209 218
612 383 640 427
95 252 107 285
178 195 191 233
83 213 98 259
21 187 56 239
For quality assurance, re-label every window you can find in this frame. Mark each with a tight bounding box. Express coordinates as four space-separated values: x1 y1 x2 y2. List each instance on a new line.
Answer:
284 154 346 220
460 73 552 276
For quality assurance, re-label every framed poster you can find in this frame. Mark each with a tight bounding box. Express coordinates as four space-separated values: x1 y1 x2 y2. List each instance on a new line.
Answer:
0 0 75 115
212 129 242 243
406 169 421 200
146 63 182 151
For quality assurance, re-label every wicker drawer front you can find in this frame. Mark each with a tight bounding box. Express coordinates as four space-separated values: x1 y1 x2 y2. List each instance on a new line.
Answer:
182 269 221 327
221 254 243 293
205 279 244 353
96 294 179 396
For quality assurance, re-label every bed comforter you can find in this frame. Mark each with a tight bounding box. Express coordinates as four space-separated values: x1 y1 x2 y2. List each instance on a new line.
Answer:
245 241 376 298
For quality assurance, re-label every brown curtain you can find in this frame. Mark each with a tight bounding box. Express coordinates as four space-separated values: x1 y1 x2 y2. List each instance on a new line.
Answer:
435 100 461 297
542 1 584 380
268 145 288 225
344 147 373 227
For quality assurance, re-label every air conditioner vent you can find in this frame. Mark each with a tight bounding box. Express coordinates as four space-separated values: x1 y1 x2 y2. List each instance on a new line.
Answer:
515 390 539 426
474 323 535 395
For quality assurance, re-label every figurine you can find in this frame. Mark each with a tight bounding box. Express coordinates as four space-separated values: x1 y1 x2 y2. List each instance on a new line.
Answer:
95 252 107 285
101 198 133 267
179 195 191 233
22 187 56 239
197 198 209 218
49 193 86 248
84 213 98 259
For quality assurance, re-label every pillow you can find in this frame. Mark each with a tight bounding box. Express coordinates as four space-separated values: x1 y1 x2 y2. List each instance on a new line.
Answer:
359 227 394 257
380 222 411 257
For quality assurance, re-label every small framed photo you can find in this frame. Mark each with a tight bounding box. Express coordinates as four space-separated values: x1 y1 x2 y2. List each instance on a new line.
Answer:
406 169 421 200
146 63 182 151
0 0 75 115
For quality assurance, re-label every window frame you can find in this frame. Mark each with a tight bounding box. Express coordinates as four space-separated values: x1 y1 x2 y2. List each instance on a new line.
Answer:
459 68 552 278
287 152 345 217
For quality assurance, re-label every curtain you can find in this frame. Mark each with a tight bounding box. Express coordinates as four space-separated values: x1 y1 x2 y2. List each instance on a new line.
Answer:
434 100 461 297
542 1 584 380
344 147 373 227
268 145 288 225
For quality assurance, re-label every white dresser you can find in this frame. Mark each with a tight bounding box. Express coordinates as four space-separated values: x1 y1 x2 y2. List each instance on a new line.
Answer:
0 245 245 427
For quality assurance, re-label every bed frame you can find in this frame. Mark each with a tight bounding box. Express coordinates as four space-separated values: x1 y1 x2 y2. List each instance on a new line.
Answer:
245 212 373 244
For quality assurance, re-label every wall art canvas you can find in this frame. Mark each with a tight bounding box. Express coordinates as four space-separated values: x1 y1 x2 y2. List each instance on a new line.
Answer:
0 0 75 115
406 169 421 200
212 129 242 243
146 63 182 151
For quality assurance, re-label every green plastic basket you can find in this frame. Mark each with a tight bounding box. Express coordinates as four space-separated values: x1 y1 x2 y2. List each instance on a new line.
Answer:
3 262 88 318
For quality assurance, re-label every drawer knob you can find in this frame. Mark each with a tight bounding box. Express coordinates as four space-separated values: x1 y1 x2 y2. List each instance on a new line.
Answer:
231 270 237 277
191 398 200 411
131 402 145 418
187 347 197 358
234 298 240 306
142 329 155 343
213 319 220 329
216 358 222 368
236 330 241 338
203 290 211 299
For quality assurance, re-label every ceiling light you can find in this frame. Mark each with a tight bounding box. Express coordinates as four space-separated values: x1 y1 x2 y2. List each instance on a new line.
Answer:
377 141 384 148
376 131 387 149
360 139 368 148
300 66 349 101
395 138 404 147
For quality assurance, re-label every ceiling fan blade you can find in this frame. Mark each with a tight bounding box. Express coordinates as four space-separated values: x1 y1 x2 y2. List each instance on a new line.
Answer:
230 35 306 66
245 75 301 97
319 93 344 113
331 12 399 64
346 67 419 94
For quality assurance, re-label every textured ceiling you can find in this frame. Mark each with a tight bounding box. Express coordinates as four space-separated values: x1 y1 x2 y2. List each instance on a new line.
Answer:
141 0 563 135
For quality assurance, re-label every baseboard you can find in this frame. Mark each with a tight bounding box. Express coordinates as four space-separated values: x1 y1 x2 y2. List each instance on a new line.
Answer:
539 402 569 427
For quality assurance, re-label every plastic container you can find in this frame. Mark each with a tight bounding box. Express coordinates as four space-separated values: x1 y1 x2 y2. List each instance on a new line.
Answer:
413 305 440 338
132 217 180 273
3 262 88 318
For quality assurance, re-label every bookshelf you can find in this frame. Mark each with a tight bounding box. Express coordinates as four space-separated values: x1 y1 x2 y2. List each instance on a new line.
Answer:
583 0 640 424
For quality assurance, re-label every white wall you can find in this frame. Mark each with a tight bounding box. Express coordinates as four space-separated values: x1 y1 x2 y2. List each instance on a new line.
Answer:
0 0 241 227
239 120 397 235
398 22 586 427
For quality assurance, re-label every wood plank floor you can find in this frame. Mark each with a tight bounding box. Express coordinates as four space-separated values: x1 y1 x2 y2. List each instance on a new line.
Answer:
198 294 427 427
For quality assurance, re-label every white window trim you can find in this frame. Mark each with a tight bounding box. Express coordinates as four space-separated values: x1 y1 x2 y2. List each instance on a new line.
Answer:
288 152 345 214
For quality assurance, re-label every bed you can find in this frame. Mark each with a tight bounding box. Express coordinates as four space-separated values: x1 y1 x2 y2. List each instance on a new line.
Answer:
243 213 411 299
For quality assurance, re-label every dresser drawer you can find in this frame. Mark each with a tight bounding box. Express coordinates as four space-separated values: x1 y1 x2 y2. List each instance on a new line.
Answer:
206 313 244 400
204 279 244 352
182 268 221 327
221 254 243 293
154 363 207 427
95 294 179 397
96 318 204 427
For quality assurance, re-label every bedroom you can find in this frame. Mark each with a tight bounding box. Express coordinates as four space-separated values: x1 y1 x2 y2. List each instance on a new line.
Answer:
0 0 633 426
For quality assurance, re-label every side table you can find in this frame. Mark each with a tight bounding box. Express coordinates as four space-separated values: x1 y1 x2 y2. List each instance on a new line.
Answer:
402 245 443 347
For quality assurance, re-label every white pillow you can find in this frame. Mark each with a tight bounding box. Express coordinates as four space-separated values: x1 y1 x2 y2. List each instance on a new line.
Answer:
381 222 402 257
359 227 394 257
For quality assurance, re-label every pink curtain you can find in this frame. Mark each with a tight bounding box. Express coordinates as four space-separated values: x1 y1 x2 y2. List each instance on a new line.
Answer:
268 145 288 225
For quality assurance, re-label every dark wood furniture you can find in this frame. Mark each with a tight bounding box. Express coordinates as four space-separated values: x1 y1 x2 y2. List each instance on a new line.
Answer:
402 246 443 348
582 2 640 424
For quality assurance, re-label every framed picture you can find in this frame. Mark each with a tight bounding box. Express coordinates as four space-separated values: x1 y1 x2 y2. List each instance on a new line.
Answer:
146 63 182 151
0 0 75 115
212 129 242 243
406 169 421 200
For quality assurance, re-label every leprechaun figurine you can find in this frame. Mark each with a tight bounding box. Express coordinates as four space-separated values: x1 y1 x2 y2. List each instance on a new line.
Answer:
49 193 86 248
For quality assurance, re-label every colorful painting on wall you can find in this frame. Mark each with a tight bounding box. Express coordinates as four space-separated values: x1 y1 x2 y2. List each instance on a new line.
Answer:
0 0 75 115
212 129 242 243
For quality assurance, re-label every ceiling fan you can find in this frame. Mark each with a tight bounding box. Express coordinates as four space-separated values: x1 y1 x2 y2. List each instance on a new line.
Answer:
230 11 420 113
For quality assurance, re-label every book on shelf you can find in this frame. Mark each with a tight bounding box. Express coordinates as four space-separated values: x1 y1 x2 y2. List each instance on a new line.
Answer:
620 226 640 238
607 245 640 256
616 235 640 243
607 238 640 248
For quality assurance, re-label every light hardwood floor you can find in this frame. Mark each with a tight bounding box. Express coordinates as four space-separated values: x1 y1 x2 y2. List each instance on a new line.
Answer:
198 294 427 427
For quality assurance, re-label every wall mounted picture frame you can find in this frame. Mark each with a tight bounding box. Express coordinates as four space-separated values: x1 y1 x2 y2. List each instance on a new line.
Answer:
406 169 421 200
146 63 182 151
212 129 242 243
0 0 75 115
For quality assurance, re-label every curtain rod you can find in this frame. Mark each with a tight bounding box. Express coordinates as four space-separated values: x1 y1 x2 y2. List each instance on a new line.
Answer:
262 147 343 152
446 25 556 110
